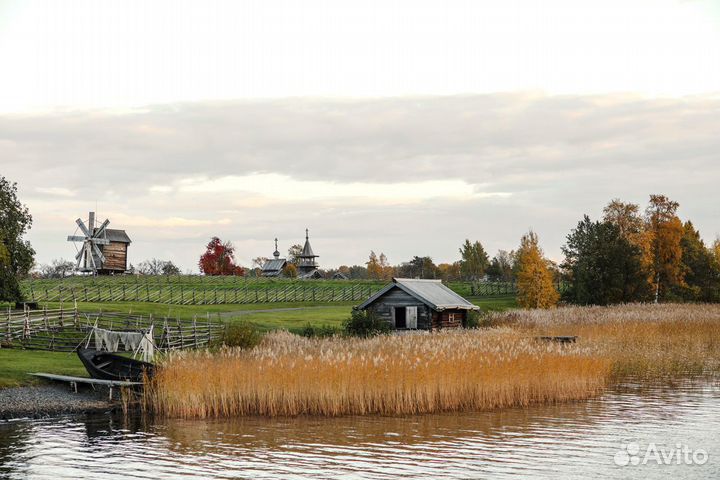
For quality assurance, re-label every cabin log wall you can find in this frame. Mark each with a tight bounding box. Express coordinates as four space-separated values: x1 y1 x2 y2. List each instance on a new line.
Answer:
100 242 128 271
431 309 465 329
367 287 431 329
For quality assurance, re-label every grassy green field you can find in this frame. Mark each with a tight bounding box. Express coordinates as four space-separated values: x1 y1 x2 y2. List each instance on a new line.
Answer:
0 350 89 388
1 294 517 387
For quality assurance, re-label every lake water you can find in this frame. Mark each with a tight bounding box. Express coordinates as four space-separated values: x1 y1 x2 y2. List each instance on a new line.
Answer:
1 380 719 479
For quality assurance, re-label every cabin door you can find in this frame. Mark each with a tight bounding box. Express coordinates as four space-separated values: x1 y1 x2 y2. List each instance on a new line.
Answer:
394 307 407 328
406 306 418 329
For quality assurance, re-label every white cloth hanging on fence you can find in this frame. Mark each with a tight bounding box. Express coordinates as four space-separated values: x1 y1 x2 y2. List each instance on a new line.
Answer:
118 331 144 352
138 325 154 362
93 328 120 352
92 327 145 353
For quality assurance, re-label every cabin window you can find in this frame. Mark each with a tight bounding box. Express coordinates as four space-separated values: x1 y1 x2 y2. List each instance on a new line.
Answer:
448 313 459 323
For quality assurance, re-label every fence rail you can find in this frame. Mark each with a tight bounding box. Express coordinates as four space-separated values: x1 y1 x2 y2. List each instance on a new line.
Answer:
1 306 224 352
21 283 383 305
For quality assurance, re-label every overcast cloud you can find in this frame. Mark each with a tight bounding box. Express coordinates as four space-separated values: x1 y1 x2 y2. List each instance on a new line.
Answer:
2 93 719 271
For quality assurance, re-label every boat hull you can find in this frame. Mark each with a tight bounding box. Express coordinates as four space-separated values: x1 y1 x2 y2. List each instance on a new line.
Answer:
77 348 154 382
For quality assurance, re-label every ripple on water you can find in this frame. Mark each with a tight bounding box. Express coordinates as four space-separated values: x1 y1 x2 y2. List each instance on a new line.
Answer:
1 381 719 480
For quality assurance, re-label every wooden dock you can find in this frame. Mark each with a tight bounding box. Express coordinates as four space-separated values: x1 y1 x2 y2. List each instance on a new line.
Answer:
29 373 142 400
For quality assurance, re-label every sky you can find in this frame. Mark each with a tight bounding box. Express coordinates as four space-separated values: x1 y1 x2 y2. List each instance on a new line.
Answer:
1 0 719 271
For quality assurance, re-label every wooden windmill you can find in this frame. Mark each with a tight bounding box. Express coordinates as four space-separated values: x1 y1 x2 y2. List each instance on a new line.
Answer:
67 211 131 274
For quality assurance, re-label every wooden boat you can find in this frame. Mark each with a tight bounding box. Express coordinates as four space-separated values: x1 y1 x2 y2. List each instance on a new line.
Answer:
535 335 578 344
77 348 154 382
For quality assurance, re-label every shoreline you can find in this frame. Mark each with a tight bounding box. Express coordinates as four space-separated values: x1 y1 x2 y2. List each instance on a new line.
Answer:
0 384 115 420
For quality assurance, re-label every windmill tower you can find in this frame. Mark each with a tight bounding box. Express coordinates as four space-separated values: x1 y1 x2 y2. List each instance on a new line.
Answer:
67 211 131 274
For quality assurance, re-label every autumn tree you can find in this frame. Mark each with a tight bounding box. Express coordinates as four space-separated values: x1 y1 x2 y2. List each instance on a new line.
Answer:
486 250 514 282
562 216 650 305
515 231 559 309
198 237 245 276
0 231 21 302
458 239 490 280
282 263 298 278
378 253 395 280
251 256 268 276
366 251 382 280
138 259 180 275
348 265 369 279
397 256 437 279
603 199 653 279
645 195 685 302
673 221 720 302
0 176 35 275
437 262 462 281
287 244 303 265
37 259 76 279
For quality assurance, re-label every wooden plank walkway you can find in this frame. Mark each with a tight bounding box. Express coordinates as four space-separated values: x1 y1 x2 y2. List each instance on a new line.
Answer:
29 373 142 400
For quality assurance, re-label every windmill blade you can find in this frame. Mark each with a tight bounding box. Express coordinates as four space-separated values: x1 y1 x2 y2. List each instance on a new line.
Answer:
67 235 87 242
77 243 91 269
91 242 106 265
76 218 91 237
94 219 110 237
91 238 110 245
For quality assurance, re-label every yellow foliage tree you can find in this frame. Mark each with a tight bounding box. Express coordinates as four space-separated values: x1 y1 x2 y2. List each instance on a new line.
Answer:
378 253 395 280
603 199 654 281
282 263 298 278
366 251 383 280
515 231 559 309
0 233 9 266
712 238 720 263
645 195 685 302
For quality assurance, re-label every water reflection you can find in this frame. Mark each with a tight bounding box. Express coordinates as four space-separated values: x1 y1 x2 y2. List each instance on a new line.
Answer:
1 380 719 479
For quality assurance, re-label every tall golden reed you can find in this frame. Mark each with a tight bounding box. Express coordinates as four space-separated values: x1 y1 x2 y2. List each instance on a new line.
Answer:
488 303 720 378
146 329 609 418
146 303 720 419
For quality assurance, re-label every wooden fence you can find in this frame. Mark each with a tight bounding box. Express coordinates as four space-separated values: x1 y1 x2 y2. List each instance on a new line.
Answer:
1 306 224 352
22 283 381 305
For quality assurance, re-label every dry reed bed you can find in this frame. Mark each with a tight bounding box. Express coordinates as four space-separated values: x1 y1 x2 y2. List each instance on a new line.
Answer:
146 329 609 418
488 303 720 377
146 303 720 418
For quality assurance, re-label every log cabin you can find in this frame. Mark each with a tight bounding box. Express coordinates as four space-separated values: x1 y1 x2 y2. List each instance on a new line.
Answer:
95 228 131 274
356 278 480 330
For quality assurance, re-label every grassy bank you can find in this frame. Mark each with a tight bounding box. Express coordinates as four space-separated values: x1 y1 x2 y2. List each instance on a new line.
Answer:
147 303 720 418
0 350 87 388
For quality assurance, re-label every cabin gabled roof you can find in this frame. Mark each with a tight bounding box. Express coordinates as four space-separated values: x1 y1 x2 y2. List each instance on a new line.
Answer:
102 229 131 244
299 268 323 279
261 258 287 273
357 278 480 312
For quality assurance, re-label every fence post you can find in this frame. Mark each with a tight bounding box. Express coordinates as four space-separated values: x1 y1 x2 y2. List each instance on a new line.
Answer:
5 306 10 344
23 304 29 339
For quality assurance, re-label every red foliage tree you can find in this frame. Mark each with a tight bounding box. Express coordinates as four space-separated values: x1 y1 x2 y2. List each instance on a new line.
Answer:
198 237 245 276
